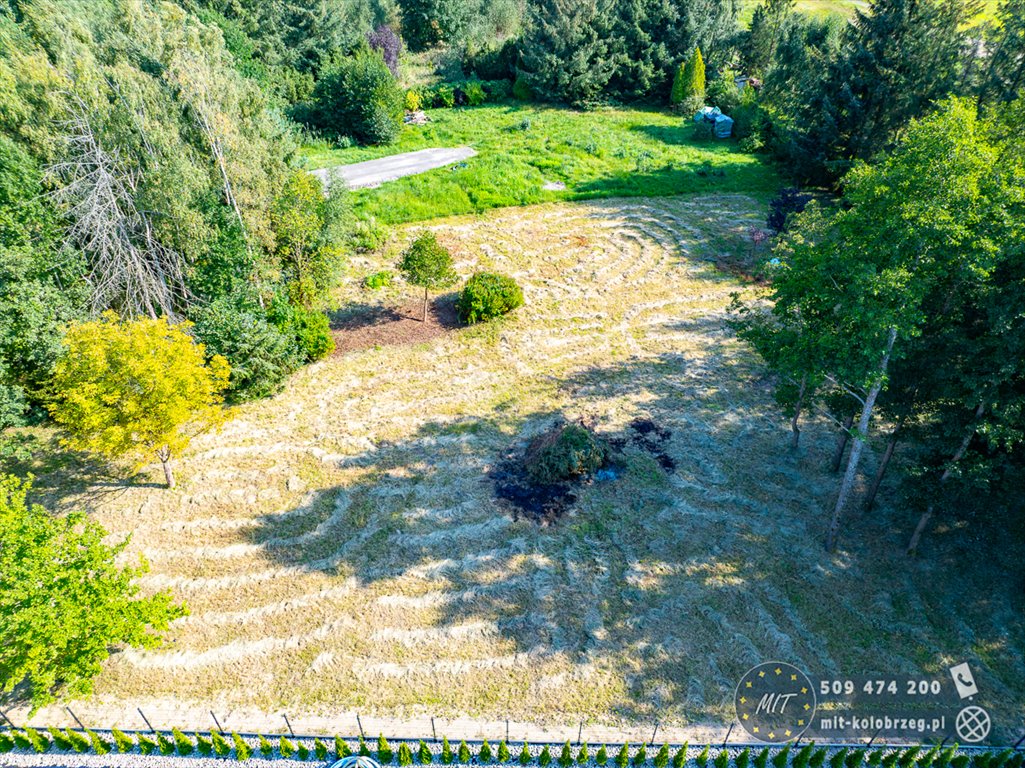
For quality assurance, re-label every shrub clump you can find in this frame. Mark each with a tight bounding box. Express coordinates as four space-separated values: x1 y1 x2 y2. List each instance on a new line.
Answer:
305 49 403 145
525 421 609 484
457 272 524 324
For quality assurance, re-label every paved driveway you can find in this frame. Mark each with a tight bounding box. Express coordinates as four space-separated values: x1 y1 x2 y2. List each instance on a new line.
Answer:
311 146 477 189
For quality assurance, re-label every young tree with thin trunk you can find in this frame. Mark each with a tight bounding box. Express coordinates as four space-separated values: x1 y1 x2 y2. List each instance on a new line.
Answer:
48 312 230 488
398 231 458 322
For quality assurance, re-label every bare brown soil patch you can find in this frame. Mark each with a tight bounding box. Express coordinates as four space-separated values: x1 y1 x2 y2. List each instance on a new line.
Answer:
329 294 460 355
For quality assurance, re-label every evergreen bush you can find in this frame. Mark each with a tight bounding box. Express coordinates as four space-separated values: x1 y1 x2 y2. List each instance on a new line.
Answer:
635 745 649 767
792 744 813 768
883 753 901 768
25 728 50 753
360 736 372 756
847 750 867 768
811 749 828 768
232 732 251 761
481 740 494 763
696 746 710 768
0 732 13 752
755 748 771 768
936 748 957 768
281 736 296 758
399 743 414 766
48 727 71 751
420 739 434 763
459 740 472 763
197 733 213 756
212 731 231 757
457 272 524 324
298 741 310 760
597 746 609 766
831 749 850 768
158 732 175 756
618 744 632 768
111 729 135 753
520 742 533 765
173 728 194 756
898 750 921 768
772 747 791 768
499 740 512 763
737 748 751 768
315 738 329 761
951 758 969 768
442 737 454 764
12 730 31 750
714 751 729 768
379 735 394 763
673 744 689 768
579 744 591 765
88 730 112 755
671 47 705 111
138 734 157 755
259 734 274 757
561 742 574 767
540 745 553 767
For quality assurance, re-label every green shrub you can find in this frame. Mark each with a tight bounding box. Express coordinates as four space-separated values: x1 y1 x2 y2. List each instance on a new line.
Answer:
349 217 390 252
525 421 609 483
197 733 213 756
12 730 31 750
482 79 513 100
157 732 175 756
951 758 970 768
457 272 524 324
0 732 13 752
635 745 649 767
793 744 814 768
481 740 494 763
579 744 591 765
420 740 434 763
459 740 472 763
433 85 456 108
379 735 394 763
406 90 422 112
755 749 771 768
259 734 274 757
540 745 553 767
268 299 335 363
25 728 49 753
847 751 867 768
597 746 609 766
811 749 829 768
918 749 939 768
737 748 751 768
212 731 231 757
673 744 689 768
442 737 454 764
773 747 791 768
831 749 850 768
298 741 310 760
520 742 533 765
89 730 112 755
173 728 194 756
560 742 574 767
618 745 632 768
355 735 367 757
499 740 512 763
706 68 740 114
110 728 134 753
696 747 710 768
512 76 532 101
315 738 329 760
883 753 901 768
137 734 157 755
232 732 251 761
365 270 394 289
399 743 414 766
714 751 729 768
936 748 957 768
48 727 71 751
898 750 920 768
465 80 487 106
281 736 296 758
307 49 403 145
192 293 301 402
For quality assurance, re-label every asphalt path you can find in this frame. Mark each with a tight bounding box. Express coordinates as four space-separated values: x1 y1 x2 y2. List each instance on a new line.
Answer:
311 146 477 189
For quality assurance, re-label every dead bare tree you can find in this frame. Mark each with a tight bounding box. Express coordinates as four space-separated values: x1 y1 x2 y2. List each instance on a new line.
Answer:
48 102 186 319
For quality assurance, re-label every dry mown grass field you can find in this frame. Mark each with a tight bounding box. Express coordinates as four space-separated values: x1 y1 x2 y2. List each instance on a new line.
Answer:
14 196 1023 736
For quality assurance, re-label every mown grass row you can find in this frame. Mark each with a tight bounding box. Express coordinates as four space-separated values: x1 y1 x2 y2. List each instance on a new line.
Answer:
1 728 1021 767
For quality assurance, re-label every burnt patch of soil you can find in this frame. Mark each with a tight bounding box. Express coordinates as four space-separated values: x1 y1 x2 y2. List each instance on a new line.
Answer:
329 294 460 355
490 454 578 526
628 417 676 472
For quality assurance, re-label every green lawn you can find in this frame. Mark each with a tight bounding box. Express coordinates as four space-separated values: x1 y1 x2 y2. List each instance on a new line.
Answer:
301 104 780 224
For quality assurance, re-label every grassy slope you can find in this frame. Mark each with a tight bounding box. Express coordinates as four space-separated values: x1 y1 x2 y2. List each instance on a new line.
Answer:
301 104 780 224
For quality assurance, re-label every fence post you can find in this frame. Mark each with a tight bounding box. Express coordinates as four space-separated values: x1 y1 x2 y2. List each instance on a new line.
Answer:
137 708 156 734
867 728 881 747
1014 732 1025 749
720 723 733 749
432 717 437 742
284 714 295 738
0 709 16 729
211 712 223 733
506 721 510 744
578 723 584 745
356 713 365 739
65 707 86 731
650 724 659 747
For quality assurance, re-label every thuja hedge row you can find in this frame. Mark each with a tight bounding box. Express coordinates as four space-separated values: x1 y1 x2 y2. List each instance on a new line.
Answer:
0 728 1021 768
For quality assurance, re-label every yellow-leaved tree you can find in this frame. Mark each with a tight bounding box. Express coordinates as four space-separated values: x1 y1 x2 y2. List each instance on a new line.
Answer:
48 312 230 488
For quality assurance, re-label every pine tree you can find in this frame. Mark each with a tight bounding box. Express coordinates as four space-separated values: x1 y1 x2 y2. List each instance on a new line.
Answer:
420 740 434 763
671 47 706 111
518 0 617 108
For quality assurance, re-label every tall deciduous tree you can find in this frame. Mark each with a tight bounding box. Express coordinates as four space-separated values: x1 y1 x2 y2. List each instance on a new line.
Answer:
734 100 1012 551
0 475 186 711
48 313 231 488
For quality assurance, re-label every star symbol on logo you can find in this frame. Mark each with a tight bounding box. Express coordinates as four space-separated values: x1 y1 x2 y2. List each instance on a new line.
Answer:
775 668 782 675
